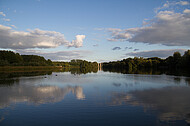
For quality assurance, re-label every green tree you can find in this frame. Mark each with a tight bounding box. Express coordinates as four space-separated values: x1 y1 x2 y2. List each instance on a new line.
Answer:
182 50 190 69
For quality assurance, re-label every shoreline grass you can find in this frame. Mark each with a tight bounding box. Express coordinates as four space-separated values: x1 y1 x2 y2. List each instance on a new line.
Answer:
0 66 63 72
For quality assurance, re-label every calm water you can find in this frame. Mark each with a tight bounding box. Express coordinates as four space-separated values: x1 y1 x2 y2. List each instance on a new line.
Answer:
0 70 190 126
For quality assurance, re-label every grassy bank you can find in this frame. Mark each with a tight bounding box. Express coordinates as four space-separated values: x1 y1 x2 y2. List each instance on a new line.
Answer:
0 66 63 72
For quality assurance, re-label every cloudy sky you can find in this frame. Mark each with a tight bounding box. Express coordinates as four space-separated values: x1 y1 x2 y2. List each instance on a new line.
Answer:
0 0 190 62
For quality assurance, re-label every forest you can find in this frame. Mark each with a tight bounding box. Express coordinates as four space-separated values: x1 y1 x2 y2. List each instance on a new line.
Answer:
53 59 98 71
0 51 98 70
1 50 190 72
103 50 190 71
0 50 53 66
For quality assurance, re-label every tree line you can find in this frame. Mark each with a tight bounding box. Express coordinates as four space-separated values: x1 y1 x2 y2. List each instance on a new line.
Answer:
103 50 190 71
0 50 53 66
53 59 98 70
3 49 189 72
0 51 98 70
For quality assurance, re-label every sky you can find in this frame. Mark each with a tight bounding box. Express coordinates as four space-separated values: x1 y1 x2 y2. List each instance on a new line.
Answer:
0 0 190 62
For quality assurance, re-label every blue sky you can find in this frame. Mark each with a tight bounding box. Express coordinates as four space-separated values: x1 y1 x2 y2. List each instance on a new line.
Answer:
0 0 190 62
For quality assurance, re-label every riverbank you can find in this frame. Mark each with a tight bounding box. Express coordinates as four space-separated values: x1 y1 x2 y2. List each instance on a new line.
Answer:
0 66 63 72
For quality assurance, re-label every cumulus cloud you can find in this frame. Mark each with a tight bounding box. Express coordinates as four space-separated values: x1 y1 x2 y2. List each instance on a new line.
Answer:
125 49 186 58
16 49 91 61
178 1 189 5
184 9 190 13
107 1 190 47
0 12 6 17
155 1 189 12
67 35 85 48
164 1 190 7
112 47 121 50
107 28 131 42
0 25 85 49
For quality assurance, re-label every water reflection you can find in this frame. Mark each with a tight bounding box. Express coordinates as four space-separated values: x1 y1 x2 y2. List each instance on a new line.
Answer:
0 67 98 80
0 71 52 79
109 86 190 124
0 69 190 125
103 67 190 77
0 84 85 108
112 83 121 87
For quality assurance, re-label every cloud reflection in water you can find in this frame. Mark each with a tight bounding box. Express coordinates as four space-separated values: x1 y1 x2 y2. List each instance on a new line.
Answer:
0 85 85 108
109 86 190 124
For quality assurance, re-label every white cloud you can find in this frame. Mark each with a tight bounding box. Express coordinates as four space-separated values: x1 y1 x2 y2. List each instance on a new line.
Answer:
107 28 132 41
155 1 189 12
107 4 190 47
67 35 85 48
183 9 190 13
178 1 189 5
0 12 6 17
0 25 85 49
16 49 91 61
0 85 85 108
2 18 10 21
125 49 186 58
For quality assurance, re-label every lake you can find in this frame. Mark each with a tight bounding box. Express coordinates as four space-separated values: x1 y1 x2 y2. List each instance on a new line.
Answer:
0 69 190 126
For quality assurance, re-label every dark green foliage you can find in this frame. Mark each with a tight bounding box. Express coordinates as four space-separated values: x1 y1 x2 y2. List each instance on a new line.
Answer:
0 50 53 66
103 50 190 71
0 51 23 65
103 57 156 70
46 59 53 66
53 61 70 67
70 60 98 71
53 59 98 73
182 50 190 69
70 59 83 67
0 60 9 66
21 55 52 66
2 49 189 71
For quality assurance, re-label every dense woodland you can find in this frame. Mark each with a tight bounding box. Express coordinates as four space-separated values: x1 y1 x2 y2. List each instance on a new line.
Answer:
0 51 98 70
0 50 53 66
1 50 190 72
103 50 190 71
53 59 98 71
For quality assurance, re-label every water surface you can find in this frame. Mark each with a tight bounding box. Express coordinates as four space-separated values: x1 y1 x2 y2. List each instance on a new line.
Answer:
0 70 190 126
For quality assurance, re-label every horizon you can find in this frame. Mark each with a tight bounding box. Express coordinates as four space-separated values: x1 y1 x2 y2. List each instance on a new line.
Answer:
1 49 189 63
0 0 190 62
